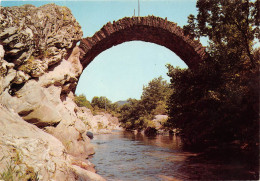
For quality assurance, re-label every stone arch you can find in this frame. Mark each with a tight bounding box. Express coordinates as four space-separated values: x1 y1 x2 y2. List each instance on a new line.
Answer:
79 16 207 69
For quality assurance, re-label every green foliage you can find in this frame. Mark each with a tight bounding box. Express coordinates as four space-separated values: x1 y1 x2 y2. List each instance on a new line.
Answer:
97 122 104 130
74 94 93 110
18 55 35 74
119 76 171 130
74 94 120 117
90 96 120 117
91 96 111 110
152 100 168 115
118 98 142 130
167 0 259 149
0 161 16 181
0 150 39 181
141 76 172 114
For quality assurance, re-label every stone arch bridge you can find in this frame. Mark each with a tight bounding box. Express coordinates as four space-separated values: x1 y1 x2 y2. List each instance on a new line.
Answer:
79 16 207 69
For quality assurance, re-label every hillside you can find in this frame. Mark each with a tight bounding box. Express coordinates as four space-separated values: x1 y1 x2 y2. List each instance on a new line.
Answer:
115 100 129 106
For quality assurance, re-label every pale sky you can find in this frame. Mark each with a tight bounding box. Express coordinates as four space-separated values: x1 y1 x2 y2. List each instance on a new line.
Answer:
2 0 202 102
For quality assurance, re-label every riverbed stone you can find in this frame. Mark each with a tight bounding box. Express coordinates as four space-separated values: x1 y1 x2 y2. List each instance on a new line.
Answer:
87 131 94 139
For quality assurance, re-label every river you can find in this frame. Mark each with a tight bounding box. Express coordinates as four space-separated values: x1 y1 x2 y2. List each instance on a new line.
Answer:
90 131 258 181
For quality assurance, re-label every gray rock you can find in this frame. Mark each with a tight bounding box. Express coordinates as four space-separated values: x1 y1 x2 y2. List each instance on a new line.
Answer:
86 131 94 139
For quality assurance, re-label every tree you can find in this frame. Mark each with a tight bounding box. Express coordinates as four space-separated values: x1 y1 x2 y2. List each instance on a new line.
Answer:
141 76 171 114
91 96 112 110
167 0 259 149
119 98 145 130
118 76 172 130
74 94 93 110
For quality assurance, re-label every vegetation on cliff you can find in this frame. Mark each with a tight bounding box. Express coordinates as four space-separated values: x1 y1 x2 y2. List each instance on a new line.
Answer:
0 150 39 181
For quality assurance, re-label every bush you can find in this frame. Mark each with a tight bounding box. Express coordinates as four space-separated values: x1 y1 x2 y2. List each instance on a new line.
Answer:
0 150 39 181
74 94 93 110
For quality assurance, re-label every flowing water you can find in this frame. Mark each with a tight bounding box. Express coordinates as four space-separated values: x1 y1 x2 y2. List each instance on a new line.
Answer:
90 131 258 181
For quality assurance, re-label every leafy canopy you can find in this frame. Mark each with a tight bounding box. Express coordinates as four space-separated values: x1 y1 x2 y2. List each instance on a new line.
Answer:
167 0 259 148
119 76 171 130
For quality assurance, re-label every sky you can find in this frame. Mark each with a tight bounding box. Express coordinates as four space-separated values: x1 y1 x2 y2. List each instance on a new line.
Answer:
1 0 201 102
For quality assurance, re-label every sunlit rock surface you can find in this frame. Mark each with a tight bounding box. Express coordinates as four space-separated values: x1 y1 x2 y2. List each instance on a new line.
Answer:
0 4 106 180
0 4 82 68
0 104 105 181
75 106 121 134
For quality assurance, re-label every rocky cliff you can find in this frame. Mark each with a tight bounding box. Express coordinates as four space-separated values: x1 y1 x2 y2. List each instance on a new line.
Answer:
0 4 107 180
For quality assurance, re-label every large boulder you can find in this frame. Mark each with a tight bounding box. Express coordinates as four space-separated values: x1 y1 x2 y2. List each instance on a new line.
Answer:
0 81 63 127
152 115 168 130
0 4 83 98
0 4 82 69
0 105 105 181
45 104 95 159
75 106 120 134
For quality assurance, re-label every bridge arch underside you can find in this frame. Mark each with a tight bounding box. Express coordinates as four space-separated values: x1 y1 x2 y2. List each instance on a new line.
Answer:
79 17 207 69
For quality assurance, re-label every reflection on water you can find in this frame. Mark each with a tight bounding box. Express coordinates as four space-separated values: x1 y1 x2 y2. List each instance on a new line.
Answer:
90 131 258 181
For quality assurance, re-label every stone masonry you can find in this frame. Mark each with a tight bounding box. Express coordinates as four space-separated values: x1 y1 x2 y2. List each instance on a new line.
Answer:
79 16 207 69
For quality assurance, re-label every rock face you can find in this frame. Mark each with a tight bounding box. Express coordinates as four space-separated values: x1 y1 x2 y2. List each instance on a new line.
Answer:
0 3 83 98
0 4 82 69
75 106 120 134
0 104 105 181
0 4 105 180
